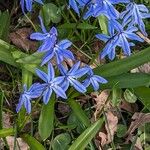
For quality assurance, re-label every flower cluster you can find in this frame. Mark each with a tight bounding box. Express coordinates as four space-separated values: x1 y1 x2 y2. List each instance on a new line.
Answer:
17 1 108 113
69 0 150 59
17 0 149 113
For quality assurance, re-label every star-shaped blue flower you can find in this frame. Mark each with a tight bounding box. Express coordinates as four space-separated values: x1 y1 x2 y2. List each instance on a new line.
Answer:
96 19 143 60
58 61 88 93
83 66 107 91
16 83 44 113
20 0 43 13
36 63 67 104
83 0 129 19
30 16 57 52
41 39 75 66
69 0 90 15
121 2 150 36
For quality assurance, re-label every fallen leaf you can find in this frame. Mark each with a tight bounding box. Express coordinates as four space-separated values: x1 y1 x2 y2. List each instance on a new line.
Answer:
105 111 118 144
97 111 118 147
120 100 138 113
126 113 150 142
93 90 110 120
9 28 37 52
1 136 29 150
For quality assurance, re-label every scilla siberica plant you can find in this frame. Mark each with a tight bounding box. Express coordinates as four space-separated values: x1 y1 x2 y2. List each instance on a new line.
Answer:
17 0 150 113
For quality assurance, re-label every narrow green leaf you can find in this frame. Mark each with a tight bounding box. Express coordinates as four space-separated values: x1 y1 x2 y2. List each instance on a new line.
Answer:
38 95 55 140
0 128 14 138
0 10 10 40
94 46 150 77
98 15 108 34
77 23 97 30
101 73 150 89
0 91 4 129
68 99 90 128
21 134 45 150
134 86 150 111
112 88 122 107
68 118 104 150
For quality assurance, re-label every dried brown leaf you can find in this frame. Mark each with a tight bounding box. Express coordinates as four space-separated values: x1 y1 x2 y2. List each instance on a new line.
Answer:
5 136 29 150
9 28 37 52
93 90 110 120
126 113 150 142
105 111 118 144
120 100 138 113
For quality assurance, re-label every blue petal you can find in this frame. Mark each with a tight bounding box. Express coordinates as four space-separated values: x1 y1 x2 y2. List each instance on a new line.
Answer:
43 87 52 104
38 16 47 33
16 95 24 113
90 78 99 91
69 61 80 75
58 39 72 49
69 0 80 15
36 69 48 82
58 64 67 76
24 98 31 114
92 75 108 84
41 50 54 66
52 85 67 99
25 0 32 12
73 67 89 78
69 78 86 93
30 33 48 41
48 63 55 82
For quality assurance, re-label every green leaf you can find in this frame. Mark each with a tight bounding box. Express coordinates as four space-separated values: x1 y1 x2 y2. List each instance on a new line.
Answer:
0 10 10 41
52 133 71 150
21 134 45 150
101 73 150 89
98 15 108 34
94 46 150 77
134 87 150 111
117 124 127 138
38 95 55 140
40 3 61 25
0 39 19 67
0 91 4 129
77 23 97 30
0 128 14 138
68 99 90 128
68 118 104 150
112 88 122 107
124 89 137 103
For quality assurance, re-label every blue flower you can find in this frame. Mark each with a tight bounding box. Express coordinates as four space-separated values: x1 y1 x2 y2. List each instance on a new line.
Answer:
83 66 107 91
58 61 88 93
41 39 75 66
20 0 43 13
120 2 150 36
16 83 44 113
69 0 90 15
96 19 143 60
30 16 57 52
36 63 67 104
83 0 129 20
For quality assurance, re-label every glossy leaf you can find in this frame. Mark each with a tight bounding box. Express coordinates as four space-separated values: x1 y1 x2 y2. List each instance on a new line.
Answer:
68 118 104 150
